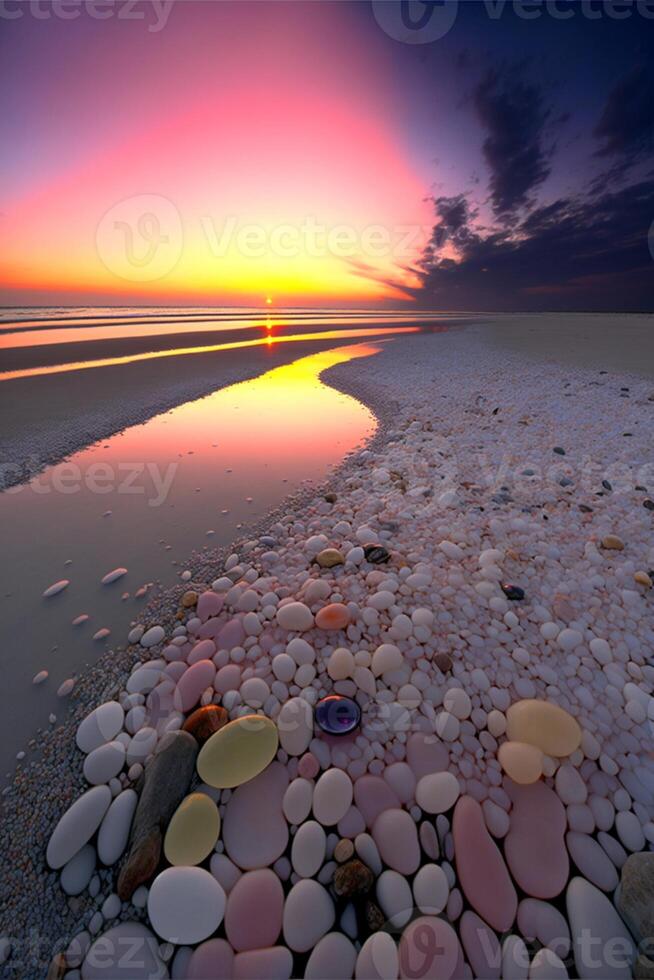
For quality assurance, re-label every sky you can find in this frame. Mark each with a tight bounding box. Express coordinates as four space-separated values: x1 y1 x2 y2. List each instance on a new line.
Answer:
0 0 653 310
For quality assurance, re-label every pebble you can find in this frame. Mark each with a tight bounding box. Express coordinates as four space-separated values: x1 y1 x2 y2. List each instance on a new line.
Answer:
566 876 635 978
197 714 278 788
313 769 353 826
224 869 284 951
222 762 288 869
101 568 128 585
46 785 112 869
498 741 543 784
282 879 335 953
505 699 581 757
356 933 399 980
601 534 624 550
372 809 420 875
43 580 69 598
504 780 569 899
164 792 220 866
147 866 226 944
97 789 137 865
415 771 460 814
305 933 357 980
412 863 449 915
276 602 314 631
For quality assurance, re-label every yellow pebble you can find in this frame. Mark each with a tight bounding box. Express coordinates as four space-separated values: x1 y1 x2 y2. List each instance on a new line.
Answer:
498 741 544 784
506 699 582 758
164 793 220 866
634 571 652 588
601 535 624 551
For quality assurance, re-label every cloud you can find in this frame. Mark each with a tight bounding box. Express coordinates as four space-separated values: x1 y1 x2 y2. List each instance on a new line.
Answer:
414 180 654 311
594 66 654 166
473 65 553 216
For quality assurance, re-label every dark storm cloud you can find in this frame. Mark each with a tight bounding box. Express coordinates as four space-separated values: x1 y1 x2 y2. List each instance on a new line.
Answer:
594 66 654 166
473 65 553 216
415 180 654 311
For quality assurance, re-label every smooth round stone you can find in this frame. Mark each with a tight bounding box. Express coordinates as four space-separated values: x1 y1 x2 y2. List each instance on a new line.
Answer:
82 741 126 786
566 876 635 978
315 603 350 630
413 864 449 915
383 763 416 804
460 911 501 980
377 869 413 927
197 715 278 789
147 866 226 944
127 665 162 696
126 727 158 765
498 741 544 784
555 764 587 804
305 932 357 980
182 705 228 745
276 602 314 631
291 821 326 877
283 778 314 825
60 844 96 896
615 811 646 852
47 785 112 869
504 779 569 899
315 695 361 736
187 638 217 665
415 772 460 814
164 793 220 866
224 869 284 951
101 568 127 585
76 702 125 754
372 809 420 875
406 733 449 779
452 796 517 932
173 660 215 713
140 625 165 648
506 700 581 757
43 579 70 598
356 932 399 980
196 590 224 622
328 648 355 681
233 947 293 979
517 898 571 958
315 548 345 568
372 643 403 677
313 769 353 826
97 789 137 866
223 762 289 870
355 776 401 829
210 853 242 895
278 697 314 756
282 879 335 953
565 832 618 891
399 917 463 980
186 939 234 980
81 922 167 978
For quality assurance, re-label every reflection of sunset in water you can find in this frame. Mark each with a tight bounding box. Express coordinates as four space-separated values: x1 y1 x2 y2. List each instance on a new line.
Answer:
0 327 416 382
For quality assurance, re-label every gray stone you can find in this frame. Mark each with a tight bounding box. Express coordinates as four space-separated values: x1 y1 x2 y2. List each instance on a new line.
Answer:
117 731 198 900
616 852 654 955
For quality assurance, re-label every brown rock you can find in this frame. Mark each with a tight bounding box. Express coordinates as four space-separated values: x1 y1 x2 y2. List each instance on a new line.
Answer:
117 730 198 900
434 652 453 673
324 493 337 503
182 704 228 744
181 590 198 608
46 954 67 980
364 899 386 934
601 534 624 550
334 838 355 863
333 859 375 898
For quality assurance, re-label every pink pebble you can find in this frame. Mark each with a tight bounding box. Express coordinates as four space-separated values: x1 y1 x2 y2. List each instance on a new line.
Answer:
399 917 464 980
354 775 401 828
233 947 293 980
504 780 569 900
337 805 366 839
224 870 284 952
188 638 216 665
315 603 350 630
214 664 242 694
197 591 225 622
406 732 449 779
298 753 319 779
217 617 246 650
186 939 234 979
372 808 420 875
173 659 215 712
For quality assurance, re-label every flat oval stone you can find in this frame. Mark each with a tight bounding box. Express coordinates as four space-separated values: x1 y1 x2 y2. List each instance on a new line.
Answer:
354 775 401 828
47 785 112 869
315 603 350 630
315 695 361 736
506 700 581 757
277 697 314 756
182 704 228 744
415 772 460 814
81 922 167 978
412 864 449 915
97 789 137 866
498 741 543 784
305 933 357 980
197 715 278 789
566 876 635 979
164 792 220 866
276 602 314 631
504 780 568 899
173 660 215 713
399 917 463 980
291 821 326 877
377 869 413 927
283 778 314 825
147 866 226 944
356 932 399 980
43 579 69 598
565 832 618 892
223 762 288 870
282 879 335 953
372 809 420 875
60 844 96 896
224 869 284 952
83 741 126 785
76 702 125 754
313 769 353 826
452 795 517 932
233 947 293 979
